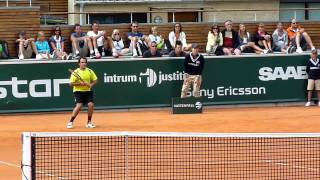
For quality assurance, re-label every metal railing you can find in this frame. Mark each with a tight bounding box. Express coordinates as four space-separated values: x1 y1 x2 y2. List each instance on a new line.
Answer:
0 0 32 7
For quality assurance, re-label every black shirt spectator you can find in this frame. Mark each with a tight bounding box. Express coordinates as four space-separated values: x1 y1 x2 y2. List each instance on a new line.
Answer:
143 41 162 58
184 52 205 75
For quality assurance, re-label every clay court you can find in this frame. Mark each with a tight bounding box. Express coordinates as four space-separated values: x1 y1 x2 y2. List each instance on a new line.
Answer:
0 105 320 179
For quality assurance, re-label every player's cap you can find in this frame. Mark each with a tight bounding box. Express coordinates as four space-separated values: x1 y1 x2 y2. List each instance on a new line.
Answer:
191 43 199 49
311 49 318 54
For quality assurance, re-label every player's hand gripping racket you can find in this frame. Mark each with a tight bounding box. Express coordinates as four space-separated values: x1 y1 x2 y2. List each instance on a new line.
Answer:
68 69 90 87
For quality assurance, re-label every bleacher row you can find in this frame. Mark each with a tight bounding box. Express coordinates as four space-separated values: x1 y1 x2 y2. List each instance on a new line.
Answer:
1 8 320 59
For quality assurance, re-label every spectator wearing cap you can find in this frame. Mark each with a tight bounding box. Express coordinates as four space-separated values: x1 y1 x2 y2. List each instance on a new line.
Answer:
16 31 38 60
221 20 241 55
142 41 162 58
181 43 205 98
305 49 320 107
169 40 186 57
287 18 315 53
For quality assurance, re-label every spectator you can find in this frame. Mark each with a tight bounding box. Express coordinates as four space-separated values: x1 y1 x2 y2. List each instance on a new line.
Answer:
181 43 205 98
35 31 50 60
169 41 186 57
238 24 267 54
127 22 148 57
49 26 69 60
16 31 38 60
168 23 192 52
272 22 288 53
70 24 93 59
305 49 320 107
206 24 223 56
148 26 164 50
287 18 315 53
254 23 272 52
221 20 241 55
143 41 162 58
87 21 105 59
106 29 130 58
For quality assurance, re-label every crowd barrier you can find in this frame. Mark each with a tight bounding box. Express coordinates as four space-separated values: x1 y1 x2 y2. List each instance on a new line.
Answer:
0 53 310 113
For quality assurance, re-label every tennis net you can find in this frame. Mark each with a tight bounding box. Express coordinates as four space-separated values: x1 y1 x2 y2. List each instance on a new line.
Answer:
22 132 320 180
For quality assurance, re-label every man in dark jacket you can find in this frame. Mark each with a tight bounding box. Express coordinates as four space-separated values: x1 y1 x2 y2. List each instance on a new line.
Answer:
181 43 205 98
221 20 241 55
305 49 320 106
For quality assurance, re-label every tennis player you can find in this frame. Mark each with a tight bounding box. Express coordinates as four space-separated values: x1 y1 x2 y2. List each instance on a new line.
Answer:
67 57 98 128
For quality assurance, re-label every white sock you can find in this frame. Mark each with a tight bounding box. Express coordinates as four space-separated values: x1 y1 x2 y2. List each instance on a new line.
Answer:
90 50 94 54
75 50 80 54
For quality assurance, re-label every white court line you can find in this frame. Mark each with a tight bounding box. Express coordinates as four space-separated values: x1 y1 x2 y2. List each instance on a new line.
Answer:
0 160 20 168
0 160 67 180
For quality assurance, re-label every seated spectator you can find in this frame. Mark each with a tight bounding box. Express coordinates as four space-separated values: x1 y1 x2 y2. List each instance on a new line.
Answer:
148 26 164 49
49 26 69 60
127 22 148 57
238 24 267 54
70 24 94 59
287 18 315 53
254 23 272 52
106 29 129 58
272 22 288 53
206 24 223 56
168 23 192 52
87 21 105 59
221 20 241 55
169 40 186 57
35 31 50 60
16 31 38 60
143 41 162 58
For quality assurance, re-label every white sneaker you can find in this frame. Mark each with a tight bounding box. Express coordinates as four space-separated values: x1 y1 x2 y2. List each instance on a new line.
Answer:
67 122 73 129
263 49 269 54
311 47 316 51
305 101 311 107
36 54 42 60
19 54 24 60
296 47 303 53
86 122 96 128
132 49 138 57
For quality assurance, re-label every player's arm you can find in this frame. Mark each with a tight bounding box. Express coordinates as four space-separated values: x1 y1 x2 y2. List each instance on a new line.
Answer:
89 80 97 88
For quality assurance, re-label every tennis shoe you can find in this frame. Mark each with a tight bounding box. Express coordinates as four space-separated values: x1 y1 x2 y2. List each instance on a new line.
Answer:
67 122 73 129
305 101 311 107
86 122 96 128
296 47 303 53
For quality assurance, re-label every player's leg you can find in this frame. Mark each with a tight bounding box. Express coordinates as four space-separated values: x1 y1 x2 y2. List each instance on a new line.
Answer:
181 74 192 98
67 103 83 128
193 75 202 97
67 92 83 128
306 79 314 106
86 91 96 128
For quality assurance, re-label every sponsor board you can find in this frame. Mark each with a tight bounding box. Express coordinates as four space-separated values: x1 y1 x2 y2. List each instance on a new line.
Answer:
172 97 202 114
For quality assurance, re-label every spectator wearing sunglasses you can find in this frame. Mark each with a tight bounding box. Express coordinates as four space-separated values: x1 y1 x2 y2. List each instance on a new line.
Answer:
105 29 129 58
169 23 192 52
287 18 315 53
143 41 162 58
49 26 70 60
206 24 223 56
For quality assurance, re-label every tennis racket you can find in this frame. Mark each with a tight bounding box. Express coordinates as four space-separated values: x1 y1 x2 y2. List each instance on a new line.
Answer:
68 68 84 82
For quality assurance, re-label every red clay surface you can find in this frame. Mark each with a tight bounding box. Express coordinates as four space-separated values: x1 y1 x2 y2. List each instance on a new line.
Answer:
1 106 320 179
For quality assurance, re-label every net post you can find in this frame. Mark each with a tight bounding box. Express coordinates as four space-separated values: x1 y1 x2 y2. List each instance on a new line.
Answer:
21 132 32 180
125 135 129 180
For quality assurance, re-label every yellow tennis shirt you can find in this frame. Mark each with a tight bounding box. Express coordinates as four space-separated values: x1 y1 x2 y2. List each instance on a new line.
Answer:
70 68 97 92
